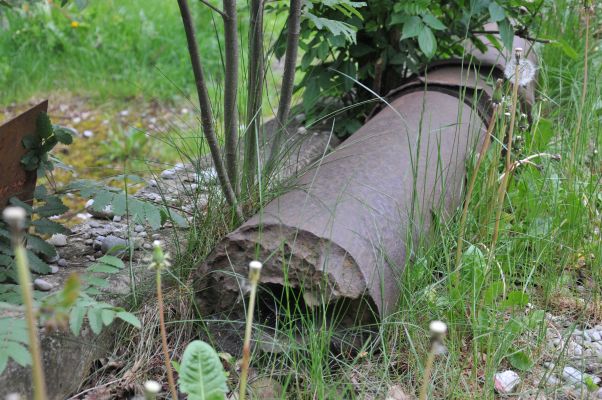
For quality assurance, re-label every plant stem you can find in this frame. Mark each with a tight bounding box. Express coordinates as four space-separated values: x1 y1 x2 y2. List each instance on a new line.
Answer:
11 228 47 400
418 349 436 400
242 0 264 193
177 0 243 220
239 262 262 400
268 0 302 167
492 50 522 250
222 0 239 194
453 104 499 285
570 4 591 170
156 271 178 400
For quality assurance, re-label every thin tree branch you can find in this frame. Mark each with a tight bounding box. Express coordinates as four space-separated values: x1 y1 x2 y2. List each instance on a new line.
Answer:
177 0 243 220
471 30 552 43
222 0 239 194
268 0 302 167
242 0 265 191
198 0 226 17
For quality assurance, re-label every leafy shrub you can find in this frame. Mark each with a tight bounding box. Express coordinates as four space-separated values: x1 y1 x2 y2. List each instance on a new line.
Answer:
287 0 538 135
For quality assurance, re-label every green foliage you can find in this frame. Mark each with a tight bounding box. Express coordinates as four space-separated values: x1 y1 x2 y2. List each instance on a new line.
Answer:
0 255 141 374
290 0 538 136
178 340 228 400
66 179 188 230
0 316 31 373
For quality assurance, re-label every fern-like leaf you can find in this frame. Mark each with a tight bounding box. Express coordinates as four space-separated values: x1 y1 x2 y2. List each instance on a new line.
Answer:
178 340 228 400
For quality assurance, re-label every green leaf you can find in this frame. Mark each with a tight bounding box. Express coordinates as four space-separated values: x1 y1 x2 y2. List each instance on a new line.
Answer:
31 219 69 235
488 2 506 22
36 113 53 140
87 307 103 334
69 305 86 336
502 291 529 309
422 14 446 31
7 343 31 367
26 235 57 258
101 309 116 326
549 39 578 59
498 19 514 51
53 127 74 144
116 312 141 329
401 16 423 39
94 255 124 269
509 351 533 371
418 27 437 58
26 250 50 274
178 340 228 400
35 196 68 218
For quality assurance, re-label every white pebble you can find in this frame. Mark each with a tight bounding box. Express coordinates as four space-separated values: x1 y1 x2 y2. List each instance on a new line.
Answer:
34 278 53 291
494 370 520 394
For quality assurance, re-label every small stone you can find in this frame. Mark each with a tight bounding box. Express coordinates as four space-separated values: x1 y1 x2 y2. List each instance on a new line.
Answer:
590 331 602 342
86 255 95 261
113 215 122 222
494 370 520 394
161 169 177 180
149 179 158 187
34 278 53 291
151 234 161 240
544 375 560 386
595 387 602 399
47 233 68 247
49 266 59 274
552 338 561 347
57 259 68 268
297 126 307 135
583 331 592 342
562 366 592 386
86 199 114 219
84 239 93 245
143 243 152 250
134 225 145 233
43 254 60 264
138 232 148 238
101 235 128 255
89 221 100 228
83 130 94 138
120 109 129 117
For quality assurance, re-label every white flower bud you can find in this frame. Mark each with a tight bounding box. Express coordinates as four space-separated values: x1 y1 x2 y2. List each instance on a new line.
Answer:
2 206 26 229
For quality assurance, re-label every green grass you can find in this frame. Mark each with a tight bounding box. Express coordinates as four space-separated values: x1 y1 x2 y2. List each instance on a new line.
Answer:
0 0 225 105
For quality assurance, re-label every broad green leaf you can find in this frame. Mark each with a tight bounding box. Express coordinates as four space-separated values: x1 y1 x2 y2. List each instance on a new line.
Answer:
418 27 437 58
35 196 68 218
95 255 124 269
31 219 69 235
422 14 446 30
488 2 506 22
502 291 529 309
498 18 514 50
26 235 57 258
509 351 533 371
26 250 50 274
178 340 228 400
7 343 31 367
116 311 141 329
101 309 116 326
36 113 53 140
53 127 74 144
401 16 422 39
87 307 103 334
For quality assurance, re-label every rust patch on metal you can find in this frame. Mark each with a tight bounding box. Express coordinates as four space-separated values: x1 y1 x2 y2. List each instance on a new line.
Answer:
0 101 48 209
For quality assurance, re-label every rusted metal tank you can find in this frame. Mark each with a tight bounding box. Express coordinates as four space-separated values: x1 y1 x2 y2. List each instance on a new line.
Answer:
194 32 537 338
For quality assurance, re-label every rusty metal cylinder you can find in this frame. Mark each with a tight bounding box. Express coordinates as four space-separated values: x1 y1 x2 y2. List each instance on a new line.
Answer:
194 32 536 331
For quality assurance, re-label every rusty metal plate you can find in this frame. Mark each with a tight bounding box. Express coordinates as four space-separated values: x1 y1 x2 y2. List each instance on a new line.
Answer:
0 101 48 209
